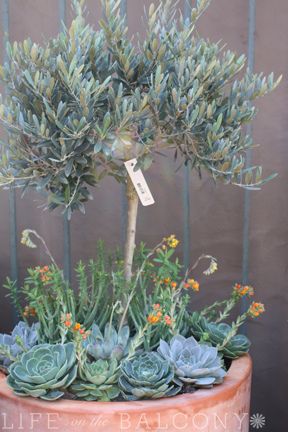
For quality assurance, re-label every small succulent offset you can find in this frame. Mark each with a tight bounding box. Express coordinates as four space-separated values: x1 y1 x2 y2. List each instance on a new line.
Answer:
158 335 226 388
70 358 120 401
190 313 251 359
84 323 130 361
0 321 39 367
7 343 77 400
119 352 181 401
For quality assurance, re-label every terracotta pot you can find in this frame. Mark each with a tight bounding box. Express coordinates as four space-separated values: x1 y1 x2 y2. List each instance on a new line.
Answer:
0 355 252 432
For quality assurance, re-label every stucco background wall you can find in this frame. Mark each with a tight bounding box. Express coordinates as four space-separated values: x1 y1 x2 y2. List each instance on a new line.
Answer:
0 1 287 430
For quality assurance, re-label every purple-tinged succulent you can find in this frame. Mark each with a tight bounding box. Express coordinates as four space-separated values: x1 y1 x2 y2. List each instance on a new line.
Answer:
0 321 39 367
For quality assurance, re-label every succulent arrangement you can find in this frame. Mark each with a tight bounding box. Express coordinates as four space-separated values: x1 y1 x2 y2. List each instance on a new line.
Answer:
1 232 265 402
0 0 276 404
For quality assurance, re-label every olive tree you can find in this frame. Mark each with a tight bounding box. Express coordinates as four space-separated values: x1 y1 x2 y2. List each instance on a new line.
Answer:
0 0 281 285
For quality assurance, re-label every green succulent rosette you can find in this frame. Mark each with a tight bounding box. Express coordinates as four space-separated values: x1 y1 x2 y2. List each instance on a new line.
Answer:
70 358 120 401
190 312 251 359
84 323 130 361
7 342 77 401
119 351 181 401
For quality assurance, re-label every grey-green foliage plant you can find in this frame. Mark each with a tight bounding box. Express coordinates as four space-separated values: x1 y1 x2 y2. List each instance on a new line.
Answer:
84 323 130 361
7 343 77 400
158 335 226 387
190 312 251 359
0 321 39 367
0 0 281 290
70 358 120 401
118 351 181 400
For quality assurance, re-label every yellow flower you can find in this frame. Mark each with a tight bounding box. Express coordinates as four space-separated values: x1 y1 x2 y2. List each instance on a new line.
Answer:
163 234 180 249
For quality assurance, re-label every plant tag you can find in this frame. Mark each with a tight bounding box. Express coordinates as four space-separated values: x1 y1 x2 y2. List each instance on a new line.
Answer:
124 159 155 206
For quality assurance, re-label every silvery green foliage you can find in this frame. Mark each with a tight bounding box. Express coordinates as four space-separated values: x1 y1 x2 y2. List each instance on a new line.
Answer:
7 343 77 400
0 0 281 216
0 321 39 367
158 335 226 387
119 351 181 401
190 312 251 359
84 323 130 361
70 358 120 401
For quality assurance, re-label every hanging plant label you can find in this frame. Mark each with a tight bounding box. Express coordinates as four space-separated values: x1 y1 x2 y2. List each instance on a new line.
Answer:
124 159 155 206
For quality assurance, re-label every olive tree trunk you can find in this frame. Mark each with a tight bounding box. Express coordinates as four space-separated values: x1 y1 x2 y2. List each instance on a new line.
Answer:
124 177 139 282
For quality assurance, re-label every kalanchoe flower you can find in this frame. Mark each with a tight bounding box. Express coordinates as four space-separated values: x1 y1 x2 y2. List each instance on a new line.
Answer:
21 229 37 248
248 302 265 318
84 323 130 361
158 335 226 388
203 258 218 276
70 358 120 401
233 283 254 298
7 343 77 401
0 321 39 367
119 352 181 401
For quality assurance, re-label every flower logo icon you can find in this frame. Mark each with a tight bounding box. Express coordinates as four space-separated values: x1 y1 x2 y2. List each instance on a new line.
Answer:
250 413 266 429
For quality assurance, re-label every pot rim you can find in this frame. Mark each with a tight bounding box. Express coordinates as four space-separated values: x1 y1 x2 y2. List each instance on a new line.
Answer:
0 354 252 414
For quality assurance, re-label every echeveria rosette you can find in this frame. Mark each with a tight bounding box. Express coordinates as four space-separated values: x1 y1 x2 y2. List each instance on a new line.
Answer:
70 358 120 401
84 323 130 361
190 312 251 359
119 352 181 401
158 335 226 388
0 321 39 367
7 343 77 400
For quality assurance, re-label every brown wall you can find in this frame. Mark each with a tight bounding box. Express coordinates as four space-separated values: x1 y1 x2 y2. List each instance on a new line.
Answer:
0 1 288 430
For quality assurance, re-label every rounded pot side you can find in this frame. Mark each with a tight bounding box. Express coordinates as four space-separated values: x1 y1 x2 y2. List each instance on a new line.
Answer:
0 355 252 432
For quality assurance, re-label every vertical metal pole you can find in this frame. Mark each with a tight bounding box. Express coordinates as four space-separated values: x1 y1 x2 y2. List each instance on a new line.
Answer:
241 0 256 322
59 0 72 283
1 0 18 323
120 0 128 249
183 0 191 271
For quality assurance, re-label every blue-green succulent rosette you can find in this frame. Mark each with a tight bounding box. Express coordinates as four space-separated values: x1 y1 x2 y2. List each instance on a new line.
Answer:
7 342 77 401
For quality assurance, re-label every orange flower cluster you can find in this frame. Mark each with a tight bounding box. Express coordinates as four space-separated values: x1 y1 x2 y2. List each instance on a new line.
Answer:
234 283 254 298
147 304 173 327
23 305 37 318
61 313 90 340
183 278 200 292
36 265 51 283
248 302 265 318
